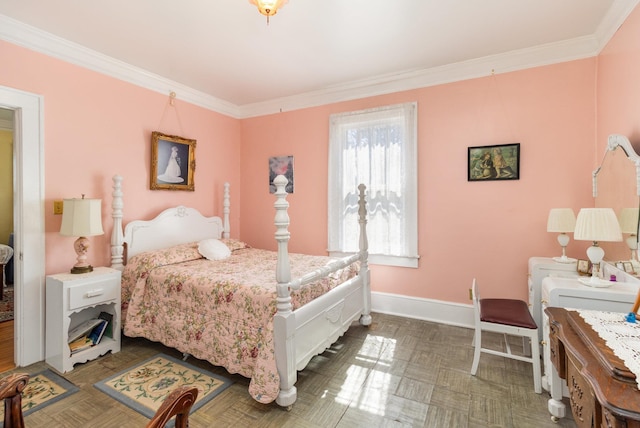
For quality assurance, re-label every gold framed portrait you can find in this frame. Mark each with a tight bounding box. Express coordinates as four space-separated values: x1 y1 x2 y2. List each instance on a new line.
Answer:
150 131 196 191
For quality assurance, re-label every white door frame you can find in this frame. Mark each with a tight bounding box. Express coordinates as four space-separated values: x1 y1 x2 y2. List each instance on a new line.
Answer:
0 85 45 366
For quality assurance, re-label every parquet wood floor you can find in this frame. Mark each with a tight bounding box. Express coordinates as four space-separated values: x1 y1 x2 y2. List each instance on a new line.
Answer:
1 313 576 427
0 319 15 372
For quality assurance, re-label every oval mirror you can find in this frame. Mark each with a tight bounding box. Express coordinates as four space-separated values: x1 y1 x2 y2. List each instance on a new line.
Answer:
594 134 640 267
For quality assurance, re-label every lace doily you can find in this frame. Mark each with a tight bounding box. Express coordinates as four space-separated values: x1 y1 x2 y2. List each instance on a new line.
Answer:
575 309 640 389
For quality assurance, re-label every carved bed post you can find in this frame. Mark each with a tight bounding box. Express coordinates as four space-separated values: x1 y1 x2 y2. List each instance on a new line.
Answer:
111 175 124 270
272 174 296 408
223 182 230 239
358 183 372 326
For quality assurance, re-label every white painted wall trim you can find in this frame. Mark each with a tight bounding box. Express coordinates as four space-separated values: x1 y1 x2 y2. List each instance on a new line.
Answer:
0 85 45 367
371 291 475 330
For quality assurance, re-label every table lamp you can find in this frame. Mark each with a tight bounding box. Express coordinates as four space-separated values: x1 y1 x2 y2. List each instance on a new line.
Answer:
59 196 104 274
618 207 640 269
547 208 576 263
573 208 622 287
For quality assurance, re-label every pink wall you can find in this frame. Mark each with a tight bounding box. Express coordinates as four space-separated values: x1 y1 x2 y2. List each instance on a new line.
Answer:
241 61 596 303
0 41 243 275
597 5 640 149
8 5 640 305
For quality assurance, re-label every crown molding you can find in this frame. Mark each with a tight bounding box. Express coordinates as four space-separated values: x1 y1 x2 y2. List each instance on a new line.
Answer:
0 14 243 119
2 1 639 120
593 0 640 47
239 35 601 118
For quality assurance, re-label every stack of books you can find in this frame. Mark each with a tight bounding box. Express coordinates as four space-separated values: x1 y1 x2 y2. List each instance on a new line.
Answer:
68 312 113 354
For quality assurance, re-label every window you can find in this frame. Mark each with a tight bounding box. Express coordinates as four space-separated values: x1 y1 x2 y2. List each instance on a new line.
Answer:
328 102 418 268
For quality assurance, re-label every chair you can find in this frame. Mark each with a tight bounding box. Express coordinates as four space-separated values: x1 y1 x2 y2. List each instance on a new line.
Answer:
0 244 13 301
0 372 29 428
146 386 199 428
470 278 541 393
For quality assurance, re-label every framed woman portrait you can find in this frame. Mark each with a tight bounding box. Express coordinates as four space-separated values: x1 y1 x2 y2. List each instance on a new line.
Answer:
150 131 196 191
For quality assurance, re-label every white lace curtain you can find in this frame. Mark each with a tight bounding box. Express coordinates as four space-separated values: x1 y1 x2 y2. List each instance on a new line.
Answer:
328 102 418 267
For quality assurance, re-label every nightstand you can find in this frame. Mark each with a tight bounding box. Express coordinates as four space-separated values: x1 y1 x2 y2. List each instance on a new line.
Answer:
528 257 578 337
45 267 121 373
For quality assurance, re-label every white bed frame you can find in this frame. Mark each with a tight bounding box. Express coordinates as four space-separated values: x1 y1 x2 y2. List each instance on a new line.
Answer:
109 174 372 408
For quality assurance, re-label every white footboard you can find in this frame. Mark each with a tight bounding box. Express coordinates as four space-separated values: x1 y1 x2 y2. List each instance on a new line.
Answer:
272 175 371 408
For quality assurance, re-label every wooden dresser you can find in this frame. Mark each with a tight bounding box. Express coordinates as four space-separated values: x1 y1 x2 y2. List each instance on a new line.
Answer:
545 307 640 427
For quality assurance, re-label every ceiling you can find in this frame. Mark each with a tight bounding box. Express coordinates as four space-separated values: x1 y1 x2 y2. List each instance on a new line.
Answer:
0 1 638 118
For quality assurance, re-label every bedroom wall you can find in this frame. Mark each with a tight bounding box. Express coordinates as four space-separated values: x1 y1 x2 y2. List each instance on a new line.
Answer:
4 4 640 308
240 59 597 304
0 41 243 276
596 4 640 152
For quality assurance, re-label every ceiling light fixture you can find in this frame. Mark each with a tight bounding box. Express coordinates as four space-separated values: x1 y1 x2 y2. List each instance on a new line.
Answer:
249 0 288 24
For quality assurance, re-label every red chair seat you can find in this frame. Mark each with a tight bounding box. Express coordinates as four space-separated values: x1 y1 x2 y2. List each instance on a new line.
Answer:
480 298 537 329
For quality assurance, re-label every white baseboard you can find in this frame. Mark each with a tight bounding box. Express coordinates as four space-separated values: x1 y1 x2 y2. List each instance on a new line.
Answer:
371 291 475 329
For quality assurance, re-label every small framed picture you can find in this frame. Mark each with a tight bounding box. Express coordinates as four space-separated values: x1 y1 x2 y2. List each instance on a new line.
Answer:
623 262 635 274
468 143 520 181
150 131 196 191
269 155 294 194
577 259 592 276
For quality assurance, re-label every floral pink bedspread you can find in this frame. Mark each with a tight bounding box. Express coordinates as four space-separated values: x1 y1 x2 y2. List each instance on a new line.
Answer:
121 240 359 403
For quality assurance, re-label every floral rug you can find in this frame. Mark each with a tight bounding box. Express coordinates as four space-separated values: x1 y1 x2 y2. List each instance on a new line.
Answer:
0 369 78 427
94 354 232 422
0 287 13 323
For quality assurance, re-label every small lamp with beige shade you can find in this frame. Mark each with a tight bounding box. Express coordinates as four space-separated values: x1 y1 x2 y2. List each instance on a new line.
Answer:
573 208 623 287
59 195 104 274
547 208 576 263
618 207 640 270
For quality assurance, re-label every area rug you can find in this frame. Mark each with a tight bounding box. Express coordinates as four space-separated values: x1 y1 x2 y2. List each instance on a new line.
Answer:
0 369 78 427
94 354 232 422
0 287 13 322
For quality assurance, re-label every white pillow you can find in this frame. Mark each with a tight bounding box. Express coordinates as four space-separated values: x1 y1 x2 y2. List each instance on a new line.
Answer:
198 239 231 261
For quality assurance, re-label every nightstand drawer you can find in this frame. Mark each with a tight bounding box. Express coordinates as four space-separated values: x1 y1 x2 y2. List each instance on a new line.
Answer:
68 277 118 310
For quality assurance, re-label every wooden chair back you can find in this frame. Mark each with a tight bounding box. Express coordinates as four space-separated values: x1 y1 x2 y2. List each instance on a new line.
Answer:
146 386 199 428
0 373 29 428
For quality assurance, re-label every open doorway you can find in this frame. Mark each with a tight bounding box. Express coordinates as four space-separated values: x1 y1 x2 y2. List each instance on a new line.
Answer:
0 107 14 371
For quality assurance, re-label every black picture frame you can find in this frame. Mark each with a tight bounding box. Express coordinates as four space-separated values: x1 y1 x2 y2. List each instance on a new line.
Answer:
468 143 520 181
150 131 196 191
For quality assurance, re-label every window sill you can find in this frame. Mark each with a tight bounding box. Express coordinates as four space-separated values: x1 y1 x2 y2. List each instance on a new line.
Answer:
329 252 419 268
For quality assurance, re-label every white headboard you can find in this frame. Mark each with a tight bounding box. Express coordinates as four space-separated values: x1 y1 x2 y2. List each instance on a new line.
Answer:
110 175 230 269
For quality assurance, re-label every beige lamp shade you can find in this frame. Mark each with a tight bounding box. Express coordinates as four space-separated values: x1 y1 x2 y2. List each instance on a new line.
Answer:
547 208 576 232
574 208 622 287
618 208 640 234
60 197 103 274
60 198 104 237
574 208 622 243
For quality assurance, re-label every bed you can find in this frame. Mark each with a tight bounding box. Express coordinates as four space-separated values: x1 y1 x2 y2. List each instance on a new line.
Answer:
109 174 372 408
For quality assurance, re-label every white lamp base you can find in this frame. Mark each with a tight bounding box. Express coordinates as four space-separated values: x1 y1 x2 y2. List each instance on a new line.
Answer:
578 276 614 288
553 234 575 263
